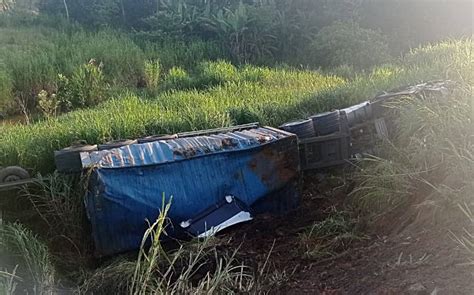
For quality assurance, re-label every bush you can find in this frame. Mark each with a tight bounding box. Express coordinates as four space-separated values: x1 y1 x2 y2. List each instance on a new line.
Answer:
37 89 60 118
56 62 108 112
197 60 237 87
162 67 193 90
0 27 145 115
309 22 391 69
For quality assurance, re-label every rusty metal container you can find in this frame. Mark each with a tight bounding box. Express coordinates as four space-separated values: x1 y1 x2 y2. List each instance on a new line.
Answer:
81 124 300 256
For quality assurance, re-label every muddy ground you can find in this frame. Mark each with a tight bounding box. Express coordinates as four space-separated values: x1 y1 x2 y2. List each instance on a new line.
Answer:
226 172 474 294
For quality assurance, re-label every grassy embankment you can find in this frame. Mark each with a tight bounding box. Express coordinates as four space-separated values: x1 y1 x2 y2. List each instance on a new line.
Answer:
0 33 472 293
1 36 471 174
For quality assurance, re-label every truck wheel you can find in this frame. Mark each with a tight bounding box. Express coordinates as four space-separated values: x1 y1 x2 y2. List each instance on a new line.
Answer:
310 111 341 136
0 166 30 183
54 144 98 173
279 119 315 139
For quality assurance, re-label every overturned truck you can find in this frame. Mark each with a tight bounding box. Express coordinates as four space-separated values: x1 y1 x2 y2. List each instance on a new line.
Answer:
1 80 453 256
80 124 300 256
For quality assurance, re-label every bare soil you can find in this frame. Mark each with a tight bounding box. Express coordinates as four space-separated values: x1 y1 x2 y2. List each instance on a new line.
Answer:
227 172 474 294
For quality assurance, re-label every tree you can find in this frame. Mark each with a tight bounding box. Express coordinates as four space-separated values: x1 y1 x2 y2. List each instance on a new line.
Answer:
308 22 391 69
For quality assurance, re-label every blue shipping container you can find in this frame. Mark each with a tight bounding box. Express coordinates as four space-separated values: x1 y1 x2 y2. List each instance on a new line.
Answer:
81 125 300 256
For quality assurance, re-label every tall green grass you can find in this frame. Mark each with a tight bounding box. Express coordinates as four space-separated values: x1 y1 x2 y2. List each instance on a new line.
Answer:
0 27 145 101
351 79 473 216
0 39 472 174
0 223 56 294
0 66 344 172
81 208 262 294
0 21 231 115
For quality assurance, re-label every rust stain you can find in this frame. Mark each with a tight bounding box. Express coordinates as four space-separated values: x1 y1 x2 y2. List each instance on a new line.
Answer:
248 138 300 188
222 138 237 147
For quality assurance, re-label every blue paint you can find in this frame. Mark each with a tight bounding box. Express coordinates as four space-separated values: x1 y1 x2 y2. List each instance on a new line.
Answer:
83 126 300 256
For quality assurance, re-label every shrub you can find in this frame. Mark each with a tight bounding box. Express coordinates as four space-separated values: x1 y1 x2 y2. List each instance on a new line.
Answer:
37 89 60 118
56 62 108 112
0 27 145 115
197 60 237 87
309 22 391 69
162 67 193 90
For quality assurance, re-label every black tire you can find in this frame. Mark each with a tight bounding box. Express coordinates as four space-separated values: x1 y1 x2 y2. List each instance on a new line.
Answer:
137 134 178 144
98 139 137 151
342 101 372 126
54 144 98 174
311 111 341 135
279 119 315 139
0 166 30 183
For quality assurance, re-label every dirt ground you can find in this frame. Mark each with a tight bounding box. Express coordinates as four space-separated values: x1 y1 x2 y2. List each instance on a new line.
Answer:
228 172 474 294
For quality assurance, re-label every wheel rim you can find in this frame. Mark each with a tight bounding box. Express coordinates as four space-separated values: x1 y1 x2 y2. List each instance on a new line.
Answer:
4 175 21 183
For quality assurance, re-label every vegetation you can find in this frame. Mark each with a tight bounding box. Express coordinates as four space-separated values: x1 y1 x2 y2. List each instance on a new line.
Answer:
300 210 361 259
309 22 391 69
0 1 472 293
0 223 56 294
0 24 232 116
1 39 472 174
82 205 259 294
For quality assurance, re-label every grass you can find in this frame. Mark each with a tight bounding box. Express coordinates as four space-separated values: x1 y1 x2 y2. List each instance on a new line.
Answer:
0 222 56 294
2 38 473 174
0 34 472 293
0 19 228 116
352 83 473 216
0 65 345 172
0 26 146 101
81 208 265 294
299 210 361 259
452 203 474 264
23 173 92 273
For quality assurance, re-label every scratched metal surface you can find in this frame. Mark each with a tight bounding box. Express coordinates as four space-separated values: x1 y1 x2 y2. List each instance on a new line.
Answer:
81 127 287 169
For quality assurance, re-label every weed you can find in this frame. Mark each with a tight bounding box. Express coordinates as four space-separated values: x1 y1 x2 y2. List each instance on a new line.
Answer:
163 66 193 91
56 61 108 112
388 252 431 269
350 155 416 215
144 60 161 91
0 222 56 294
197 60 237 87
300 210 361 259
451 202 474 265
0 266 19 295
82 207 260 294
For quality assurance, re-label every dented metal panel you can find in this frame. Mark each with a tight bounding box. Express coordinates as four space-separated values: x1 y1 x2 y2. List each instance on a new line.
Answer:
84 126 299 256
82 127 289 169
